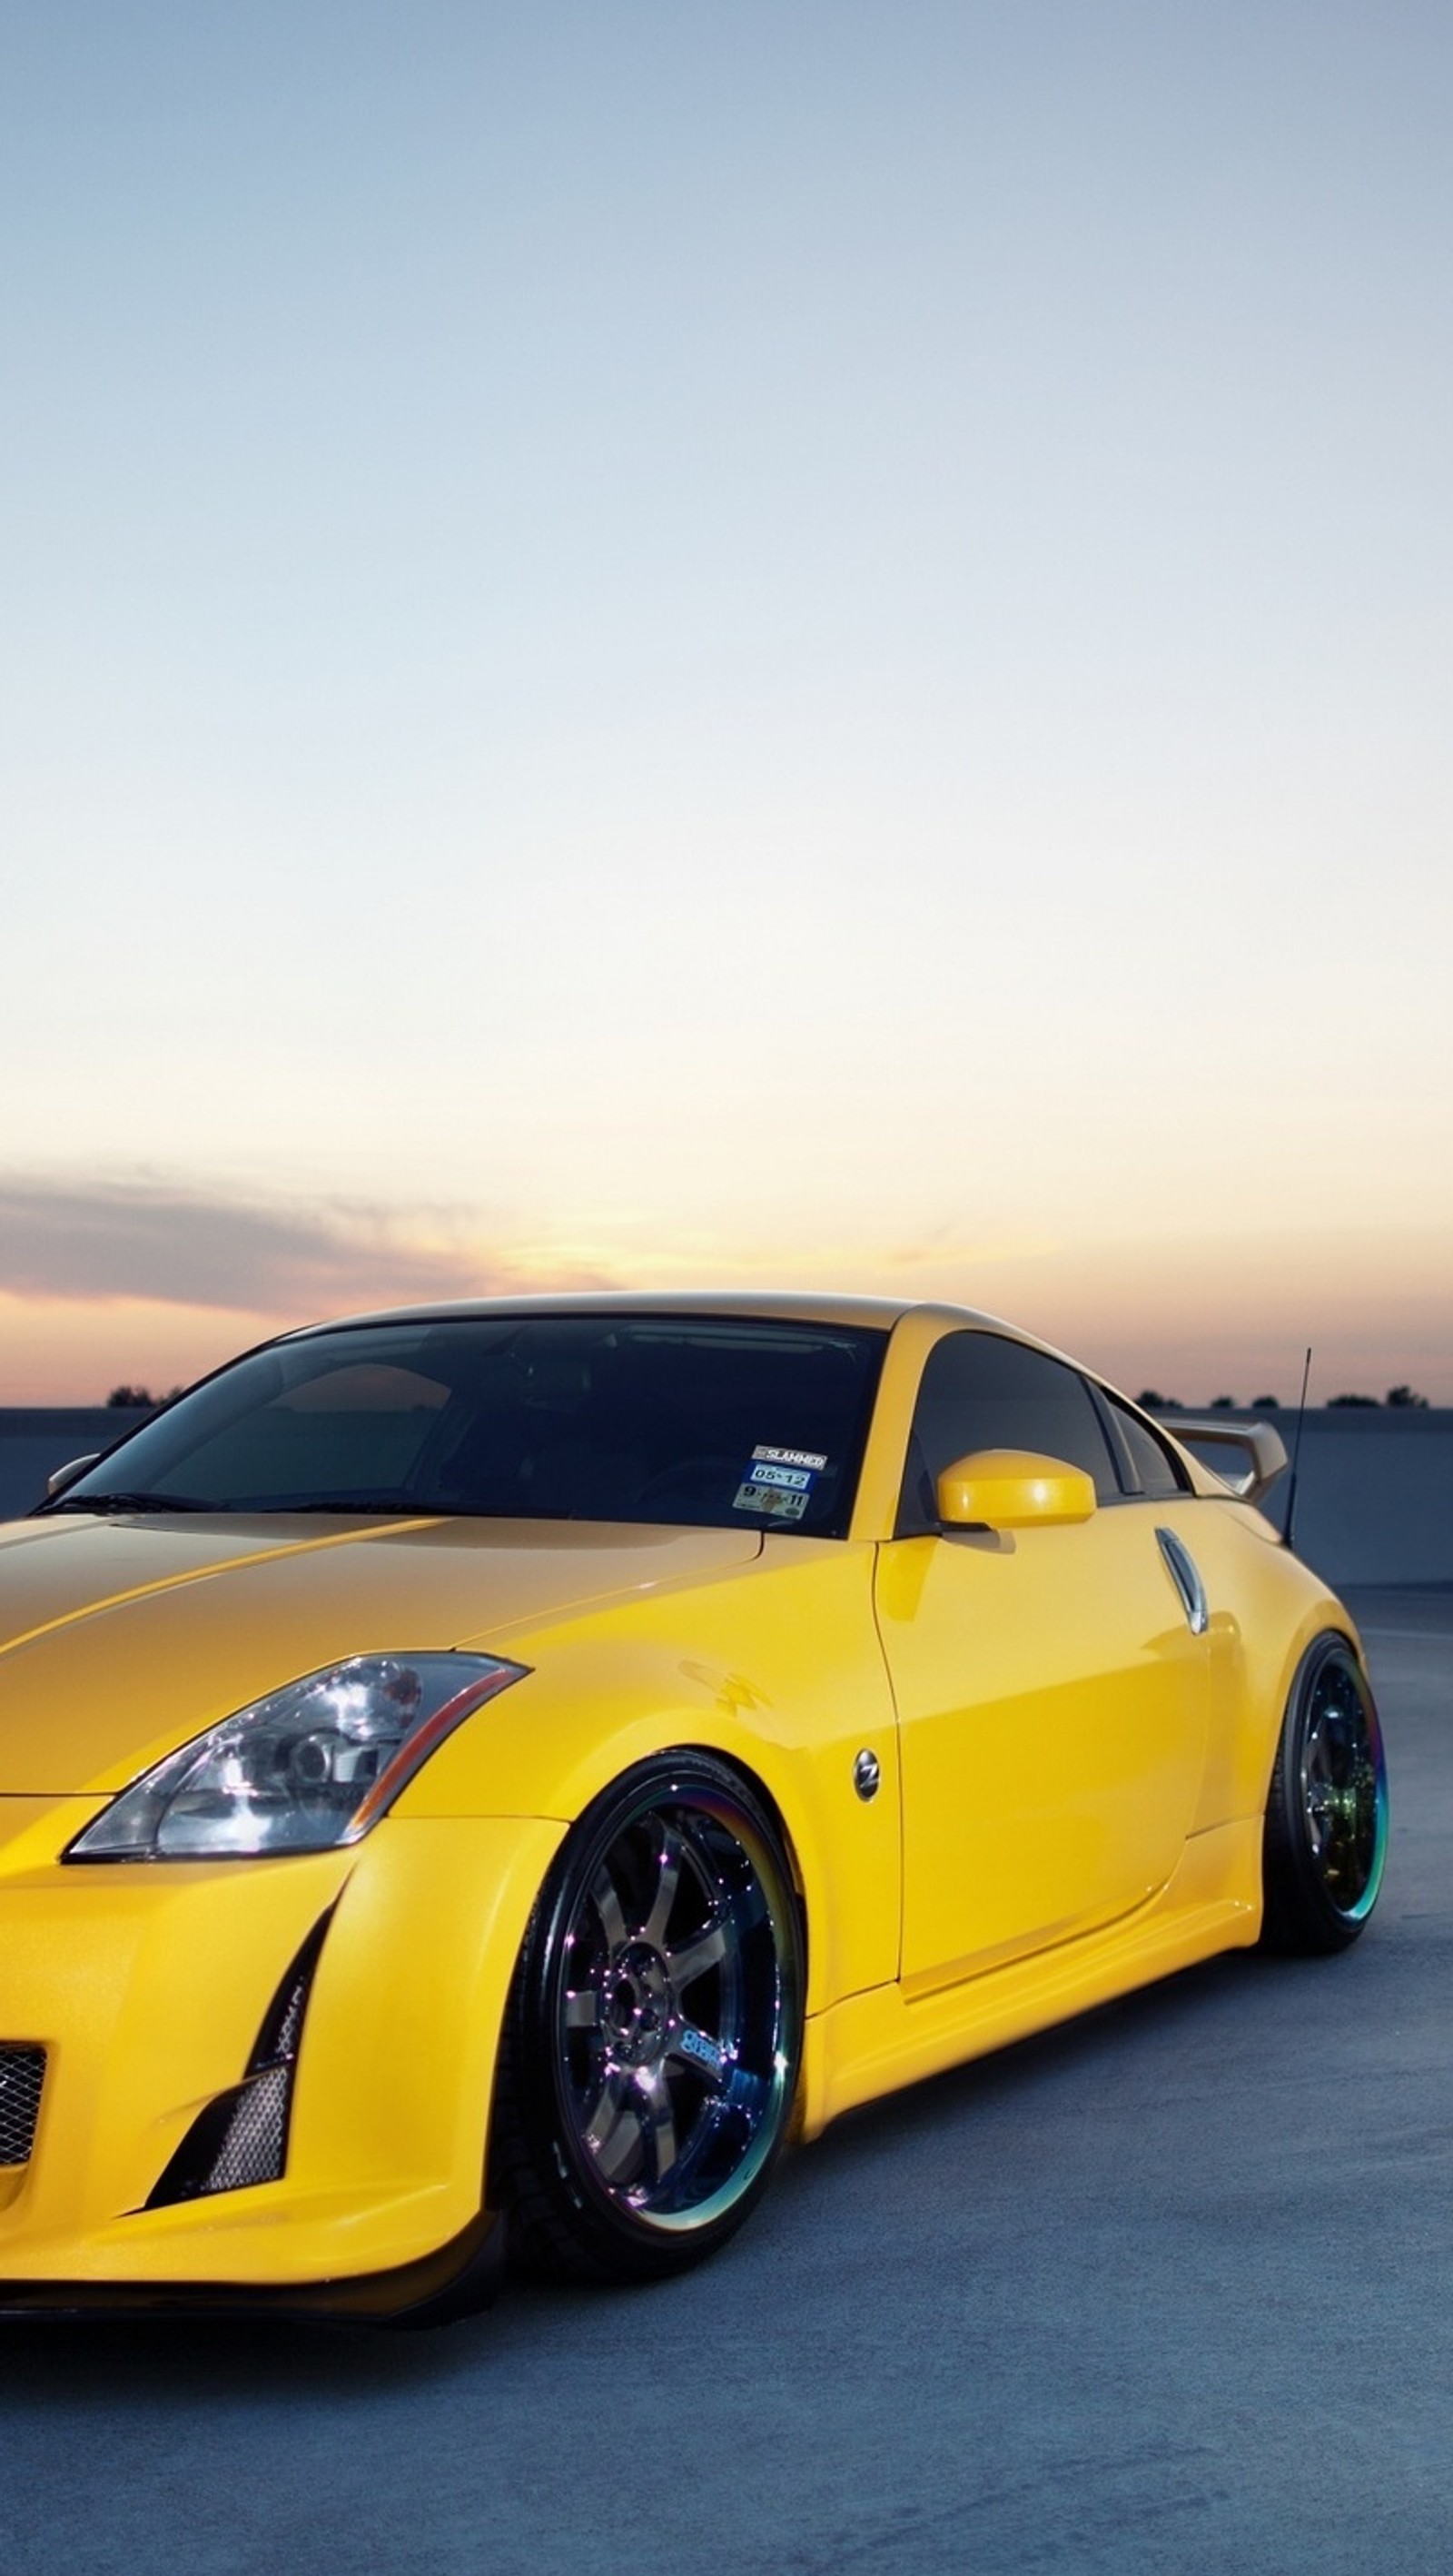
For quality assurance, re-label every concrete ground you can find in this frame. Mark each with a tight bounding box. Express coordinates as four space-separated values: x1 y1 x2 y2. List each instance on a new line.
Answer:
2 1588 1448 2575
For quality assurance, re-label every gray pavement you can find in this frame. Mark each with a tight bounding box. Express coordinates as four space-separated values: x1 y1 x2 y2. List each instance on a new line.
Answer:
2 1588 1449 2574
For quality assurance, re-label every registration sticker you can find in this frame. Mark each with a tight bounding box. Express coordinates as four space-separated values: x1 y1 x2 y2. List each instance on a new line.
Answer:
747 1461 812 1491
733 1480 810 1521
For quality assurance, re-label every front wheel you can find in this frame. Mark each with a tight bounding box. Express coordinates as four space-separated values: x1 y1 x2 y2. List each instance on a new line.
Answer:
1260 1633 1388 1953
493 1754 804 2282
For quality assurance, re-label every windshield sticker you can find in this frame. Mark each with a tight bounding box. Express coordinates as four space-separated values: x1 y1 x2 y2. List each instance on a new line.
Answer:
753 1445 827 1471
733 1479 810 1521
747 1461 813 1491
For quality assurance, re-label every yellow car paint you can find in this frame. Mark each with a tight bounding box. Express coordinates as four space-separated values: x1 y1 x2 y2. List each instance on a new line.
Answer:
877 1509 1210 1989
0 1292 1369 2308
934 1448 1097 1529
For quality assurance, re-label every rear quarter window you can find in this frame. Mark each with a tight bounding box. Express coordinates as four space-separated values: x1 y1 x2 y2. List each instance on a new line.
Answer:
1102 1395 1190 1498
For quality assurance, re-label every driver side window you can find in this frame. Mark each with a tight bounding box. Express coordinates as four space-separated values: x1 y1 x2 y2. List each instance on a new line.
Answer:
897 1332 1121 1533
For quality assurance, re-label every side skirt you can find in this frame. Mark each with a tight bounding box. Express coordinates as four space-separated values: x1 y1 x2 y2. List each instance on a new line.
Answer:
798 1815 1262 2140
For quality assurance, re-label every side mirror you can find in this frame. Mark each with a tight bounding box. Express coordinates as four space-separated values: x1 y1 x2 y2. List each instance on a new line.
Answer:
46 1453 98 1499
936 1448 1097 1531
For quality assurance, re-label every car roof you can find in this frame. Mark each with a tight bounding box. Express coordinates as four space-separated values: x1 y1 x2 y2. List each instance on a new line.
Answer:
281 1290 1013 1338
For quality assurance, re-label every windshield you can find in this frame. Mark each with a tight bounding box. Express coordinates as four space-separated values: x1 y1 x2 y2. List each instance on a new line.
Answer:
52 1314 886 1539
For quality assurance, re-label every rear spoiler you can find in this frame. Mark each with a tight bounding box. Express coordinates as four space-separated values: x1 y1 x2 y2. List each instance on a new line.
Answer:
1161 1416 1288 1511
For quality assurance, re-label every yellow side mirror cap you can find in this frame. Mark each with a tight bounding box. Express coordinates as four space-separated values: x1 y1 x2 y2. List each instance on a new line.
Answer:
935 1449 1097 1531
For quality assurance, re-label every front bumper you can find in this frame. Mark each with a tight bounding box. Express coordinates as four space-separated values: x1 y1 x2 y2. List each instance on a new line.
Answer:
0 1798 564 2304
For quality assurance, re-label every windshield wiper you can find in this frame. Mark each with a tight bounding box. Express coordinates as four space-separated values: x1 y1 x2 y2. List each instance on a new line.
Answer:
47 1492 583 1520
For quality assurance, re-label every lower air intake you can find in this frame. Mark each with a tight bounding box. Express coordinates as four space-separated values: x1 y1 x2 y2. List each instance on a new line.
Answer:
145 1914 331 2209
200 2064 292 2193
147 2064 294 2206
0 2046 45 2165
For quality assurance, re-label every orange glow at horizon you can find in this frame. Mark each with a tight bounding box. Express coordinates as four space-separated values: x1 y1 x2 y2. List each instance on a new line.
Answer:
4 1213 1449 1409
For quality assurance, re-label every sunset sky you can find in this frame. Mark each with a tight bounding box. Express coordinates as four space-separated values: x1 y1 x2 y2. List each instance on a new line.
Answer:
3 3 1450 1405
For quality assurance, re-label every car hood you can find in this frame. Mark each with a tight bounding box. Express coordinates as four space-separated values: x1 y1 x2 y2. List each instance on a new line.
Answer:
0 1511 762 1794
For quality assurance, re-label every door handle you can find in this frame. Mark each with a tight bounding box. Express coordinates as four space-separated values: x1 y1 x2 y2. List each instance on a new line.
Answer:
1155 1526 1209 1635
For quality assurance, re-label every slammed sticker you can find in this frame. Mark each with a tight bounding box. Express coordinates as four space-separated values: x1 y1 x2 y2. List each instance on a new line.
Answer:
735 1442 829 1520
733 1480 810 1521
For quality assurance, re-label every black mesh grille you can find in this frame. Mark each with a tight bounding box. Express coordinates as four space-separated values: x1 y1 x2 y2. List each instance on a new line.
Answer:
144 1913 331 2210
0 2046 45 2165
199 2065 292 2195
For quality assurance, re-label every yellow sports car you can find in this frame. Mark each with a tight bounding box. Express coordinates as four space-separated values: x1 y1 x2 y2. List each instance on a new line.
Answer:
0 1295 1386 2319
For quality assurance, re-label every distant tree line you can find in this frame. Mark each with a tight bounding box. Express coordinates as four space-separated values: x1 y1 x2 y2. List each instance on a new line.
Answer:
105 1377 1435 1418
1329 1385 1429 1409
1137 1387 1430 1412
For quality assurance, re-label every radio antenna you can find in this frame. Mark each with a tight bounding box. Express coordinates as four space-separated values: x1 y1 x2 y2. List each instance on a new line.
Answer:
1281 1345 1312 1551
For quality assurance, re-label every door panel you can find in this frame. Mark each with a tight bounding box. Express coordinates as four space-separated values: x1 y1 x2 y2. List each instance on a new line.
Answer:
876 1507 1210 1991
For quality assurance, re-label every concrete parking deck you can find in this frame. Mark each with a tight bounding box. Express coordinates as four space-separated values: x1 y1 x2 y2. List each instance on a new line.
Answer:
0 1585 1448 2574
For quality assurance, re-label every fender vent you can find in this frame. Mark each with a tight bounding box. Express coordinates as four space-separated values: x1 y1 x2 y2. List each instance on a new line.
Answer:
145 1913 331 2209
0 2047 45 2165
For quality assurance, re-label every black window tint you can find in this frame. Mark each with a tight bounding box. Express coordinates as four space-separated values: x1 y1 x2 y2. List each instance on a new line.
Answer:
1104 1395 1189 1497
54 1315 886 1540
899 1332 1119 1531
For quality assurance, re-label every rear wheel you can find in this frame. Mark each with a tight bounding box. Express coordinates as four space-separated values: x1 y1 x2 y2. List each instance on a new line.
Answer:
1260 1633 1388 1953
493 1754 804 2282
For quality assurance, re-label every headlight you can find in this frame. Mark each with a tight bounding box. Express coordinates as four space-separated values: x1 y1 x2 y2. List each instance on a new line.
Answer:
65 1652 528 1861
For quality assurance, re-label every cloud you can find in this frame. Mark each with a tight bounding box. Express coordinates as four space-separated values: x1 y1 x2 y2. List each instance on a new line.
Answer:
0 1175 553 1315
0 1174 1046 1325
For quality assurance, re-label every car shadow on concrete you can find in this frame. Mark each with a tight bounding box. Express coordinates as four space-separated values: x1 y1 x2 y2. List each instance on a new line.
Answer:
0 1937 1327 2402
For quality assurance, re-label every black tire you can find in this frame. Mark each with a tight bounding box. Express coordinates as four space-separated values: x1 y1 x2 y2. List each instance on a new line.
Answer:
492 1753 804 2283
1260 1632 1388 1954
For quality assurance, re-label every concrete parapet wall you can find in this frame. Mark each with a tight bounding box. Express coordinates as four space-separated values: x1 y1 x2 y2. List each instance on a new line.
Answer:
1 1404 1449 1589
1171 1407 1453 1589
0 1409 153 1521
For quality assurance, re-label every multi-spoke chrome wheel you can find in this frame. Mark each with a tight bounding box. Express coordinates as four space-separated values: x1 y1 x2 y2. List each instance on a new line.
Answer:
1260 1634 1388 1953
495 1756 803 2280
